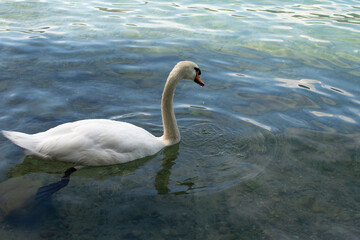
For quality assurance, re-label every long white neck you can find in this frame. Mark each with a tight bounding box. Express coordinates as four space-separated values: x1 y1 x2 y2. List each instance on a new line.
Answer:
160 69 182 145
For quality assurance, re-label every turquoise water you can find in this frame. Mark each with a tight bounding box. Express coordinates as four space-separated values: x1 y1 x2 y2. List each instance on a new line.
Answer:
0 0 359 239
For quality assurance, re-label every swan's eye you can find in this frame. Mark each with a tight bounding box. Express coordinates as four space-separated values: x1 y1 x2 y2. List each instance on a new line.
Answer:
194 67 201 75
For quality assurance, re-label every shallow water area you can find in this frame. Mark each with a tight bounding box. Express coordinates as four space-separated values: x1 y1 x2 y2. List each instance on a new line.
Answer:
0 0 359 239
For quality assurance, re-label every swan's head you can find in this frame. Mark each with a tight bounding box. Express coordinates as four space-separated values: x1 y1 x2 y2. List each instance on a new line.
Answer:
173 61 204 87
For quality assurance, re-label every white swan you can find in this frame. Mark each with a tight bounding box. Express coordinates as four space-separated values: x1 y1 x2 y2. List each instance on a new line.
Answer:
2 61 204 166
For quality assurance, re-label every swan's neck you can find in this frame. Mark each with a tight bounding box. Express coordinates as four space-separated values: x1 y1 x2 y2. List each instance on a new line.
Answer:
161 70 182 145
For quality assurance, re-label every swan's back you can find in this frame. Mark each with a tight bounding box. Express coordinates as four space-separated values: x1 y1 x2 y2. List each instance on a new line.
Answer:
3 119 165 166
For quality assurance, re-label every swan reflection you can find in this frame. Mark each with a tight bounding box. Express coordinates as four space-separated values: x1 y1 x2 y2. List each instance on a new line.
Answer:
155 144 179 194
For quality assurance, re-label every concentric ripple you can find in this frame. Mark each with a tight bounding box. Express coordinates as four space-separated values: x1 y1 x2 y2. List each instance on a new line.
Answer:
170 106 280 193
182 121 226 155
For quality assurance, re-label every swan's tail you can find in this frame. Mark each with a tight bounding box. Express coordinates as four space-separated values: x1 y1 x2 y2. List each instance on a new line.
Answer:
2 130 46 158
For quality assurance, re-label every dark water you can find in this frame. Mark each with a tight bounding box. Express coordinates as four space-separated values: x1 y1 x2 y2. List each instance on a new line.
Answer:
0 0 359 239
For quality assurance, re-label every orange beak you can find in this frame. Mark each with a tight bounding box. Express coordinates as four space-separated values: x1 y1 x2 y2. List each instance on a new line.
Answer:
194 71 205 87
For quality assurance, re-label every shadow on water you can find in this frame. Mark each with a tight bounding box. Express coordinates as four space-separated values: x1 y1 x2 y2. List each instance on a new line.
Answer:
1 142 183 222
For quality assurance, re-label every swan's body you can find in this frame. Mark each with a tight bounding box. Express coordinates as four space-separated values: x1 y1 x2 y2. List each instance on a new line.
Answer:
2 61 204 166
3 119 165 166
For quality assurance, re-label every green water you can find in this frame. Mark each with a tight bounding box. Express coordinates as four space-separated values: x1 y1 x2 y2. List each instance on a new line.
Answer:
0 0 359 239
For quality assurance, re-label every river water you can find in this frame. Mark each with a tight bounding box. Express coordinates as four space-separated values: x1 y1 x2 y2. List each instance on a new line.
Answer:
0 0 359 239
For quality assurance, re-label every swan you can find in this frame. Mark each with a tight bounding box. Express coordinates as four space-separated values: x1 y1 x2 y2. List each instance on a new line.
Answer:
2 61 204 166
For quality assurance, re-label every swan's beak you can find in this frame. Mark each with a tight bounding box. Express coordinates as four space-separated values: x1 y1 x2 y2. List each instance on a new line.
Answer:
194 71 205 87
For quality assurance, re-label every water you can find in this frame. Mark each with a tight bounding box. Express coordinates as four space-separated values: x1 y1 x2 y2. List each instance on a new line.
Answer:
0 0 359 239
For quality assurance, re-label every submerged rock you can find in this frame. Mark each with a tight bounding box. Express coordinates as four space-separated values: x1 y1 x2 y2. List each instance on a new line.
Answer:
0 175 43 220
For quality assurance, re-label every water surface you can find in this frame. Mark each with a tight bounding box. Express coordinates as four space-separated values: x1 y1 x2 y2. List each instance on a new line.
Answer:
0 0 359 239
